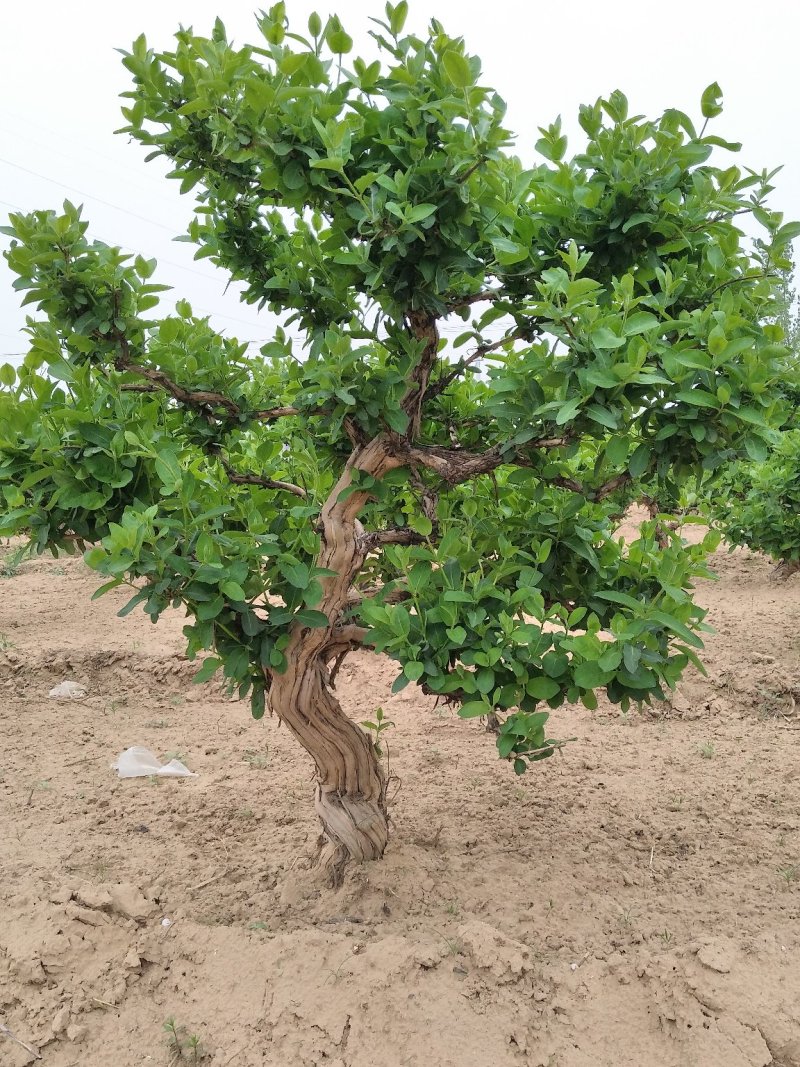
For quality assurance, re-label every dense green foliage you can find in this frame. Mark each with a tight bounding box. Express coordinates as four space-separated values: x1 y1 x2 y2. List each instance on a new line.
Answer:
709 429 800 564
1 4 797 772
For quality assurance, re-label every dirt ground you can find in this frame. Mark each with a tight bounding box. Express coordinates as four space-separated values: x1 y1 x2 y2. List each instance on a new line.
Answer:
2 524 800 1067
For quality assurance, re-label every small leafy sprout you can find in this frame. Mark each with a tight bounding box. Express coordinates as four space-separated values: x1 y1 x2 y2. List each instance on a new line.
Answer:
660 928 673 945
778 863 800 887
163 1017 206 1062
698 741 715 759
360 706 395 757
0 632 13 650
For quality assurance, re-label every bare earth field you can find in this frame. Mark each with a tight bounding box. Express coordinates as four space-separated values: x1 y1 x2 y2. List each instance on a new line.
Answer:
2 530 800 1067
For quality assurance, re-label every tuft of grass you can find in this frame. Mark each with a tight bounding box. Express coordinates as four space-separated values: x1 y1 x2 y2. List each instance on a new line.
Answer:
697 741 716 759
0 633 14 651
778 863 800 887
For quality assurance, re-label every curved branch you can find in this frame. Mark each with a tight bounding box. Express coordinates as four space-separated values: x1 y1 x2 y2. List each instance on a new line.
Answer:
219 456 307 498
115 358 240 416
425 329 526 401
395 435 568 485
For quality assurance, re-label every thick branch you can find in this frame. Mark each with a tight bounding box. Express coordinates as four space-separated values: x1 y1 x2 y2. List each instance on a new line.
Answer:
395 436 568 485
362 528 428 548
445 289 505 313
402 310 441 439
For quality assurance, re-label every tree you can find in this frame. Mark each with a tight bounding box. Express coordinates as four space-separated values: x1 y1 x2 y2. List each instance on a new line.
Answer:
702 246 800 576
0 5 795 879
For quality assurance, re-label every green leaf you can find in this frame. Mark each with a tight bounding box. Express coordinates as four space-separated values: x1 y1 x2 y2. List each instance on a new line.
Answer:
649 610 704 649
555 397 582 425
594 590 642 610
585 404 618 430
592 327 626 350
442 50 472 89
606 436 629 466
194 657 222 683
221 581 246 601
404 661 424 681
629 443 650 479
701 82 723 119
327 28 353 53
573 661 614 689
154 448 182 488
624 312 660 335
296 609 330 628
458 700 492 719
405 203 437 224
389 0 408 34
526 677 561 700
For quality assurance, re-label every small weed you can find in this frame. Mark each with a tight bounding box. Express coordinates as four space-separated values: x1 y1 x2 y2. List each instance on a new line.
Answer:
144 718 171 729
444 899 461 917
169 694 185 706
360 706 395 758
324 956 352 985
778 863 800 887
236 808 255 820
164 751 186 763
248 920 269 931
660 927 673 946
435 930 464 956
243 749 269 769
50 565 66 576
698 741 716 759
0 545 26 578
617 906 634 929
665 794 684 812
164 1017 206 1062
148 775 163 788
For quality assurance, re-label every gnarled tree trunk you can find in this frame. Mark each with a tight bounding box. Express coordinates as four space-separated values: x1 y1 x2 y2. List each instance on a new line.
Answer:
268 436 400 881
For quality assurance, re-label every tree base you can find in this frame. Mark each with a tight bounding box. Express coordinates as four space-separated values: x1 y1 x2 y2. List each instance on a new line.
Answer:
314 784 388 886
772 559 800 581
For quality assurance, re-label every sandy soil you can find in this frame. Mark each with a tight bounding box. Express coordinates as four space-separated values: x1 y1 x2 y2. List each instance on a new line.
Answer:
1 528 800 1067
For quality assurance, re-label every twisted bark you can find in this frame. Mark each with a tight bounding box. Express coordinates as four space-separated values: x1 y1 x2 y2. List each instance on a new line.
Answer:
267 436 401 880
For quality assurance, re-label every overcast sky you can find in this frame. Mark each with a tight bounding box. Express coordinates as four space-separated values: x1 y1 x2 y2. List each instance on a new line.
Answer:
2 1 799 368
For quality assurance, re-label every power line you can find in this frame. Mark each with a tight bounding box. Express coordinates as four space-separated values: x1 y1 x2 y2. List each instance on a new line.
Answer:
0 120 169 193
0 156 178 234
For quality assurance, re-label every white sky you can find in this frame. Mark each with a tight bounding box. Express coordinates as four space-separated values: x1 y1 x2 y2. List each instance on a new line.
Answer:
2 1 799 369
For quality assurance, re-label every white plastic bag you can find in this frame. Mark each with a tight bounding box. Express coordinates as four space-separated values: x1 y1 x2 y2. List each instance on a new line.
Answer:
112 746 197 779
49 680 87 699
